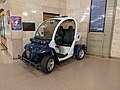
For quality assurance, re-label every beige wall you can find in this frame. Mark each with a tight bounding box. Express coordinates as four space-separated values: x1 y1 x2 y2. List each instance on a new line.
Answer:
66 0 91 45
111 0 120 58
9 0 66 39
103 0 116 57
1 0 120 58
10 0 66 26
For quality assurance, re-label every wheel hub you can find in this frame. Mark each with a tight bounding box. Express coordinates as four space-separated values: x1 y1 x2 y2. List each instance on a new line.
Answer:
79 49 84 58
47 59 55 71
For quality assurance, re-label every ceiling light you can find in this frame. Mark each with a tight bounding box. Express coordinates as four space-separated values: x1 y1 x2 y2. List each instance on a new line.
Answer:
31 10 37 13
87 8 90 10
23 12 28 16
117 6 120 10
83 15 86 18
80 17 85 22
84 13 89 15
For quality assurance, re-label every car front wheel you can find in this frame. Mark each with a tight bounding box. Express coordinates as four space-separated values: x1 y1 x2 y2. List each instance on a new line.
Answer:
41 55 55 74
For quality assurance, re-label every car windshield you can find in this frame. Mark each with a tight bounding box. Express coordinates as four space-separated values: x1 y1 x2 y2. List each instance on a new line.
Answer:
35 19 60 39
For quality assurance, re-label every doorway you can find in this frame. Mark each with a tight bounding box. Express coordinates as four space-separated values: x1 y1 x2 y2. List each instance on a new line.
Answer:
43 12 60 21
0 9 7 49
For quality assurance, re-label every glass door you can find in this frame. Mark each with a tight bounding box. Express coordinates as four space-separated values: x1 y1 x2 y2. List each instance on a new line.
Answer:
0 16 2 35
1 15 7 39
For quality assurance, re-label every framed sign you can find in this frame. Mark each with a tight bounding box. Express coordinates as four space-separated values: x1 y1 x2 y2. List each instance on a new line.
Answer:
23 22 35 31
11 16 22 30
89 0 107 32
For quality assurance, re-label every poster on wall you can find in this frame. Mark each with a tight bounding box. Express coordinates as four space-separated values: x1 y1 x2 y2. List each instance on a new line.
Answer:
89 0 107 32
7 10 10 24
11 16 22 30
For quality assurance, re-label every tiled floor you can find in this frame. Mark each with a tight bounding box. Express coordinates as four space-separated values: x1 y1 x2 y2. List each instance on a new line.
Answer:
0 44 120 90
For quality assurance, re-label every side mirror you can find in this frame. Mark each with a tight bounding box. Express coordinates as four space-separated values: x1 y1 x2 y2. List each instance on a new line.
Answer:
76 32 81 41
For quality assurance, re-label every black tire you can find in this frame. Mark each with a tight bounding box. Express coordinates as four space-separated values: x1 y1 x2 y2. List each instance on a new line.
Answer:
41 55 55 74
75 48 85 60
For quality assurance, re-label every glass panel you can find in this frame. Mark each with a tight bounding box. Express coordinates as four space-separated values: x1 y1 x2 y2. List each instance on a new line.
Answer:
0 16 2 34
1 16 4 37
35 19 60 39
1 16 7 39
60 19 75 29
89 0 107 32
3 16 7 38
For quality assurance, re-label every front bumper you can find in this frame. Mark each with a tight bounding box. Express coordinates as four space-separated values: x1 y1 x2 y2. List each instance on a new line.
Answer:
18 55 40 70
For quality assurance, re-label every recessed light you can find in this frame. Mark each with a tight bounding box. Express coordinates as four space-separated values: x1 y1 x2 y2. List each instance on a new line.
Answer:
84 13 89 15
23 12 28 16
31 10 37 13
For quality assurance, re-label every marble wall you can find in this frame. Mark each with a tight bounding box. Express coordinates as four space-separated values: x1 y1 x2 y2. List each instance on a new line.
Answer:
1 0 120 58
111 0 120 58
10 0 66 26
87 0 116 57
103 0 116 57
66 0 118 58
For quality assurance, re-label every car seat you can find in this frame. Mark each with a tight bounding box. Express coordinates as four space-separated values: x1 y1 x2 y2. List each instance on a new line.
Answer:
63 26 75 46
55 26 64 45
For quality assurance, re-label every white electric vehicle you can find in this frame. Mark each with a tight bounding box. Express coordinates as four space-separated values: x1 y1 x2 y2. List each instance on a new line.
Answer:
18 16 86 74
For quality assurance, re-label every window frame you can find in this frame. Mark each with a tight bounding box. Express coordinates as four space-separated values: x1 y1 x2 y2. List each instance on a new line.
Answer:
89 0 107 32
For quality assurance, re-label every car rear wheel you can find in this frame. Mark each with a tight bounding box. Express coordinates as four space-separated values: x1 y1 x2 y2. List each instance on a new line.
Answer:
41 55 55 74
75 48 85 60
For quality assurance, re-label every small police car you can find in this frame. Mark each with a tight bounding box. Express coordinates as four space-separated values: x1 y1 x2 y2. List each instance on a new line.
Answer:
18 16 86 74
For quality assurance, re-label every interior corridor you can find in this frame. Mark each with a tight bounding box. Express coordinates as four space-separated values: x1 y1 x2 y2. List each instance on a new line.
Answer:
0 44 120 90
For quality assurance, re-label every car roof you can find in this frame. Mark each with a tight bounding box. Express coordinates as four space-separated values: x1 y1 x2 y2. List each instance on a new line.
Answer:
52 16 75 21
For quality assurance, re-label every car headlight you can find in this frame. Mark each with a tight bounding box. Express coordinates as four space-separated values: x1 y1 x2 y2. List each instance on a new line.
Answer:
26 51 30 58
40 51 46 53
